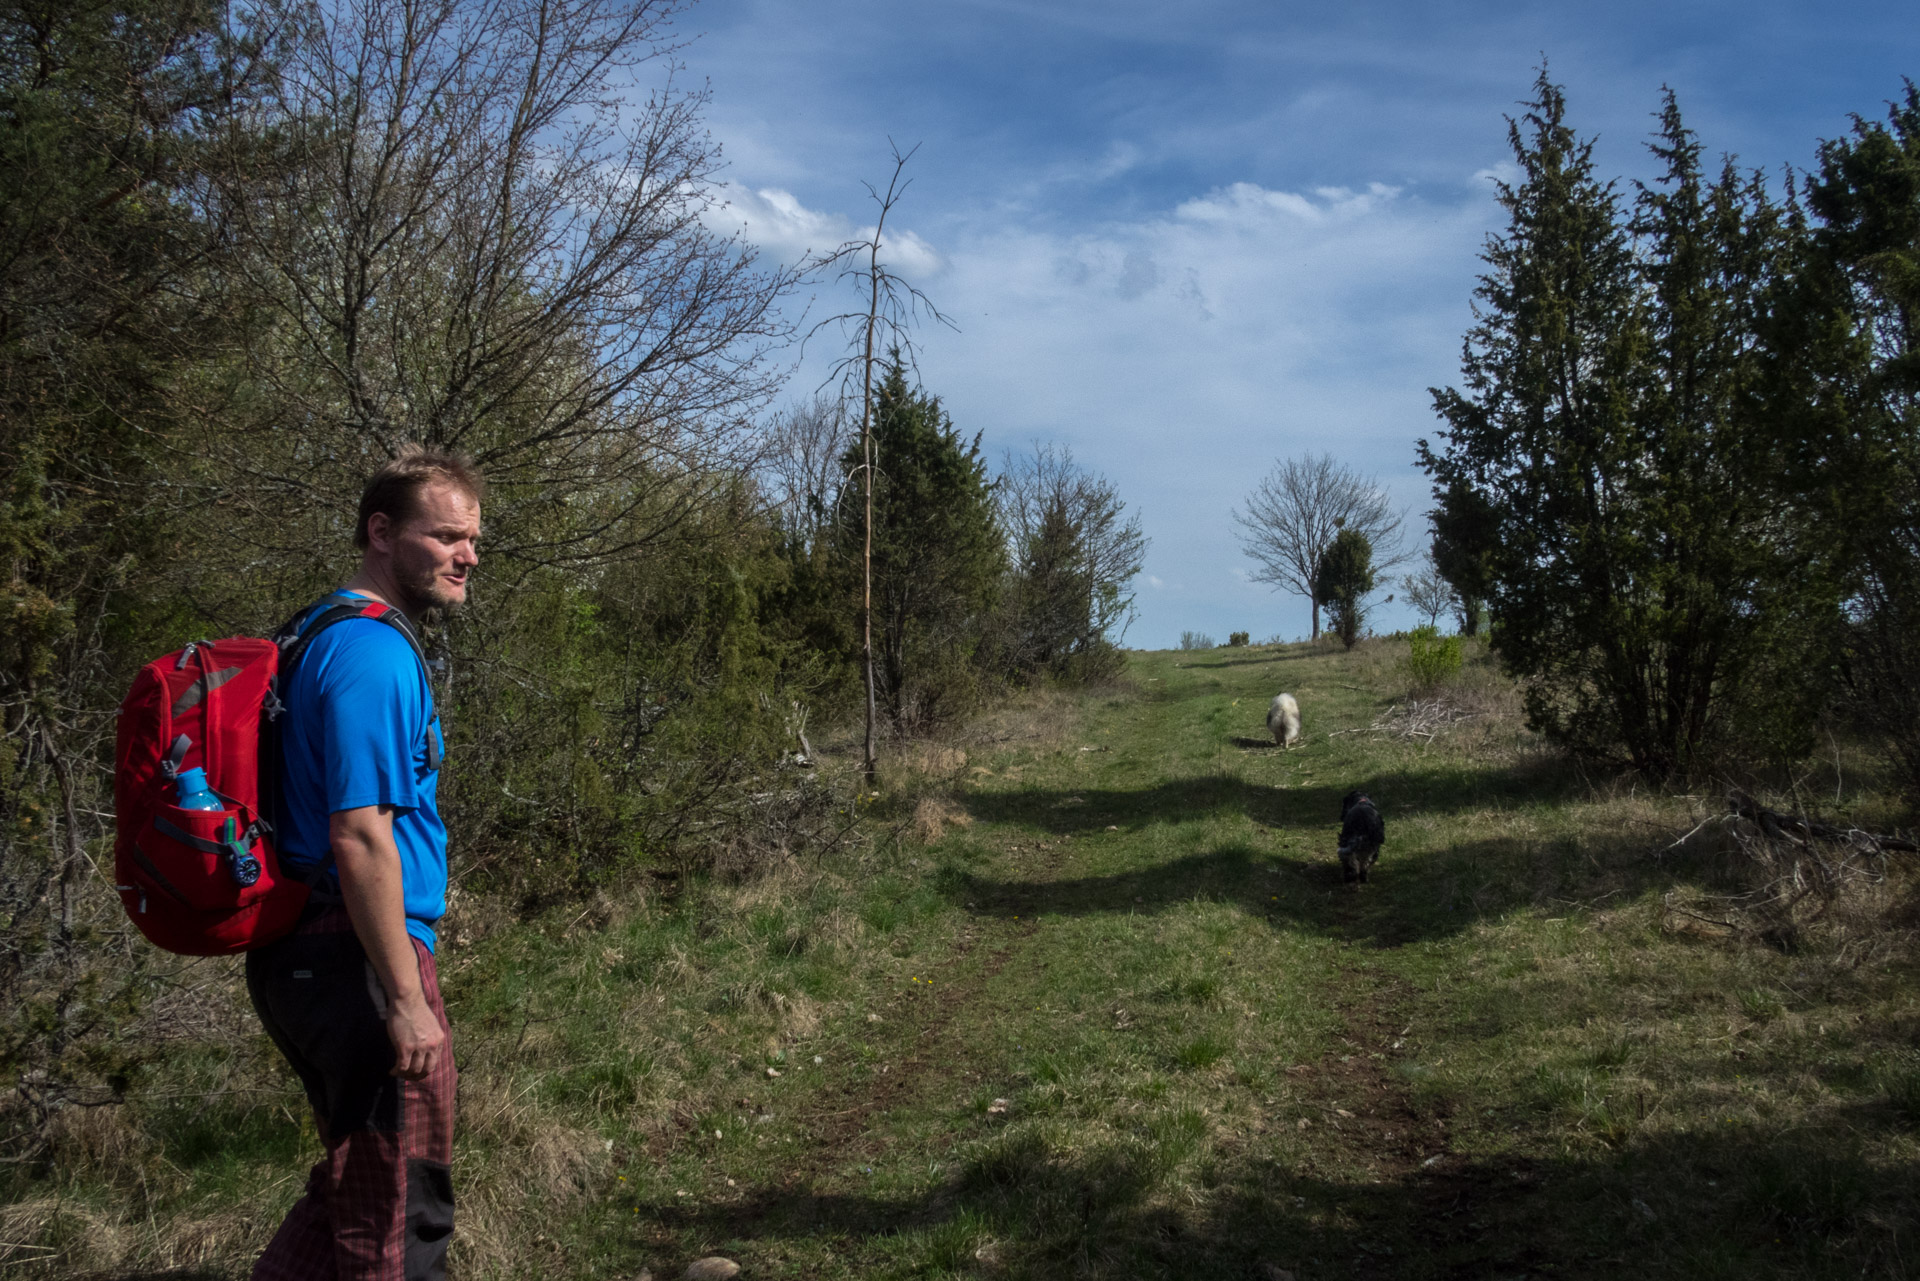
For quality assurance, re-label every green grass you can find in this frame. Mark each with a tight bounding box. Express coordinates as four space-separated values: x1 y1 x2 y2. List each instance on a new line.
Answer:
14 637 1920 1280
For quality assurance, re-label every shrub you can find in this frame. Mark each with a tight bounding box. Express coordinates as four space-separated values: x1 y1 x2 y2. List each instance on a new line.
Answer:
1227 631 1249 647
1406 624 1464 690
1313 529 1375 649
1178 631 1216 651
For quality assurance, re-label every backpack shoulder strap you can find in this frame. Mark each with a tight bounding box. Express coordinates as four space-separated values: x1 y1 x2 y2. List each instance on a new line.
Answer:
275 592 430 678
273 592 440 766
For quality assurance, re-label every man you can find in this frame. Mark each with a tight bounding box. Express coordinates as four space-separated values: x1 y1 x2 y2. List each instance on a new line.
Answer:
246 446 483 1280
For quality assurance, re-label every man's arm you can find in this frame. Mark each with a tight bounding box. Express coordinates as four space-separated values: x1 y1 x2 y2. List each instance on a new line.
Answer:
332 804 447 1081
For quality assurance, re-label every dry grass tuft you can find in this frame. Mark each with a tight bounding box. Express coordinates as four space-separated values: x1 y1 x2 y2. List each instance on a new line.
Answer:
958 683 1080 753
0 1197 132 1275
914 796 974 844
526 1121 613 1204
43 1101 154 1185
133 957 258 1047
901 743 969 776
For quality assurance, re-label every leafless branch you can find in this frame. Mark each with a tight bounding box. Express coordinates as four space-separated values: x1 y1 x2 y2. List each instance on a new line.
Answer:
1232 452 1407 638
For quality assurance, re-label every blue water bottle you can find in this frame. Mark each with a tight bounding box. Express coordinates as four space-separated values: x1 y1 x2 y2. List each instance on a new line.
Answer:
173 767 223 811
173 767 260 887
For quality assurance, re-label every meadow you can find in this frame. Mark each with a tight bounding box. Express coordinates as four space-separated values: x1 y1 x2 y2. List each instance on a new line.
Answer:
12 637 1919 1279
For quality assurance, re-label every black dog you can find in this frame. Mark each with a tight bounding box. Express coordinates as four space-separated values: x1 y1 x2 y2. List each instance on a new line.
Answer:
1338 790 1384 883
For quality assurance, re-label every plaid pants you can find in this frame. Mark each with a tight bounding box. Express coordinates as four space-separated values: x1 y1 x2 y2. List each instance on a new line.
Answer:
246 909 456 1281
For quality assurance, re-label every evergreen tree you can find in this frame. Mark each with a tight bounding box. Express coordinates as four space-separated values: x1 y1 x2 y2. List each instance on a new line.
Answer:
1805 81 1920 798
1628 93 1837 768
1420 72 1643 758
1421 75 1818 778
830 360 1003 727
1007 500 1095 674
1312 528 1375 649
1428 480 1494 636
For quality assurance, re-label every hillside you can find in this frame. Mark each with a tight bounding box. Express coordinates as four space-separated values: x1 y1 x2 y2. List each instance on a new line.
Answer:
19 639 1920 1280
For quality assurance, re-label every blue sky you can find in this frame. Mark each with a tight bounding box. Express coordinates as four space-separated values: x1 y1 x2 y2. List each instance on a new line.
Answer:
676 0 1918 648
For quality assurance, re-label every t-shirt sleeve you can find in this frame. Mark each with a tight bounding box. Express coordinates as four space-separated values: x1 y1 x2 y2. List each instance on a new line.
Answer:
314 622 428 816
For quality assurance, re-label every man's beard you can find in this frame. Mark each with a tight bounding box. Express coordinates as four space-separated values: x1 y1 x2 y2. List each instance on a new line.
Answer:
392 552 464 616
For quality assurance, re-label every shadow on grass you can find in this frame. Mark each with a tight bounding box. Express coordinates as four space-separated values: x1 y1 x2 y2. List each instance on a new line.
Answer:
949 760 1683 946
962 752 1587 837
622 1126 1917 1280
1166 650 1317 671
942 828 1640 947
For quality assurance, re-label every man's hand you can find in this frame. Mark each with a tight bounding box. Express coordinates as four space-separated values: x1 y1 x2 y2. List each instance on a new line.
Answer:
331 803 447 1080
386 989 448 1081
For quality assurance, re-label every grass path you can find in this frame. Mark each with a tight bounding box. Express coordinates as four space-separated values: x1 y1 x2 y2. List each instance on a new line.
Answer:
512 642 1917 1279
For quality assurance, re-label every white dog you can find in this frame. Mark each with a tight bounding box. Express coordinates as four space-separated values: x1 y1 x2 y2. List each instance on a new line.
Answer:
1267 693 1301 748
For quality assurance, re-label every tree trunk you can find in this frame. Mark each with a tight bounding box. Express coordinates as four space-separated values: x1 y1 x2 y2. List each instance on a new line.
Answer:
860 235 881 784
42 727 86 943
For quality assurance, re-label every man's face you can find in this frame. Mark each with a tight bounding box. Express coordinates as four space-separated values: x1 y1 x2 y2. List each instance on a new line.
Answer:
371 481 481 614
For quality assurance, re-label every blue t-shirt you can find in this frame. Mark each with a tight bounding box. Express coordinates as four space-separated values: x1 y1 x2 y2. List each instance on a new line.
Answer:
278 599 447 951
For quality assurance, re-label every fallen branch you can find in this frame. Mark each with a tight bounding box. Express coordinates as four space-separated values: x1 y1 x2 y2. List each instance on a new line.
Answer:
1726 790 1917 855
1328 698 1483 743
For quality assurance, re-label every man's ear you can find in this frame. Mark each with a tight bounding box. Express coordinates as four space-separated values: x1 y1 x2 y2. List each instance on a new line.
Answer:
365 511 394 553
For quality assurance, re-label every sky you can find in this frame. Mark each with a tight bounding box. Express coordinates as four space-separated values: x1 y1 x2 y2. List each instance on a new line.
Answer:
666 0 1918 649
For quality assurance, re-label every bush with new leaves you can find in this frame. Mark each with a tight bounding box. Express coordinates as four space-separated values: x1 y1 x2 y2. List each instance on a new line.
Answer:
1405 625 1464 691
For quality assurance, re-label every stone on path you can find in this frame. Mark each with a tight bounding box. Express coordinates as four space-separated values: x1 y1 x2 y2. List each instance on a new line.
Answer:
683 1258 741 1281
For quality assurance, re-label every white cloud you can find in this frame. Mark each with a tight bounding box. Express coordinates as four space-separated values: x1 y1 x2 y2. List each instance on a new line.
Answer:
1173 180 1400 225
709 185 945 277
719 186 845 258
869 226 944 278
889 173 1500 647
1469 161 1523 191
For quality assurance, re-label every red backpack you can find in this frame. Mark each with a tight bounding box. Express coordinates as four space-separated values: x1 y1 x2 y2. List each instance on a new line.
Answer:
113 594 429 955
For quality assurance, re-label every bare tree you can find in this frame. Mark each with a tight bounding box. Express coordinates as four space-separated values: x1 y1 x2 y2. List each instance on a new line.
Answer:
1232 453 1404 639
1401 550 1456 630
760 393 849 543
998 442 1149 662
811 142 949 780
206 0 799 591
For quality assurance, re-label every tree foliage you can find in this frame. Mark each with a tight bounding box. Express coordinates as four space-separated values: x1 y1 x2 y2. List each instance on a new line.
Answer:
1805 82 1920 800
1427 481 1494 636
829 360 1004 728
0 0 280 1118
996 443 1148 682
1420 73 1836 779
1313 528 1376 649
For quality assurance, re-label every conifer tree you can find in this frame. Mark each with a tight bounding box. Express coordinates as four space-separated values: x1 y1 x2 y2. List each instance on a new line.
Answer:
1312 528 1376 649
1420 75 1821 778
831 360 1003 727
1420 72 1643 758
1805 81 1920 798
